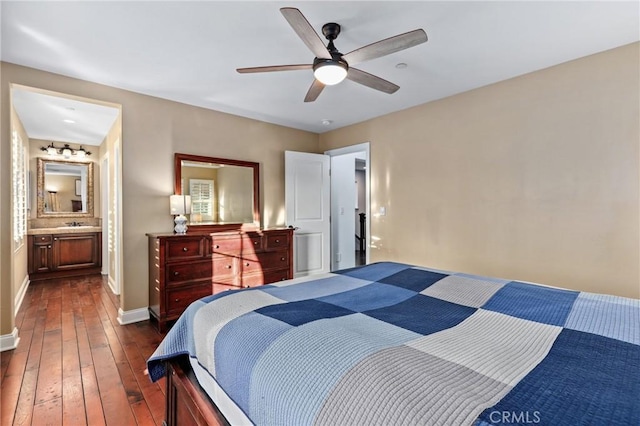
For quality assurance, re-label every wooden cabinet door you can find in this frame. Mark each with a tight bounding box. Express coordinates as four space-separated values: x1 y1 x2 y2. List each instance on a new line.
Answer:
52 233 101 270
30 235 53 273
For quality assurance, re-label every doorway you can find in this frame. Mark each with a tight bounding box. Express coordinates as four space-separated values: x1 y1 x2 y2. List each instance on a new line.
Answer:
10 85 123 299
285 142 370 276
326 143 370 271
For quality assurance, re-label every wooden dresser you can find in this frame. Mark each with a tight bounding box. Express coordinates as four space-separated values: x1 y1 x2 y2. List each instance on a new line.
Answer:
147 228 293 331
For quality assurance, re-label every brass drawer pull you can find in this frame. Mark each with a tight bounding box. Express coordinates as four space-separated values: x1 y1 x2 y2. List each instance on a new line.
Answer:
182 247 188 252
174 271 179 276
281 257 285 261
174 298 180 302
253 240 258 245
275 239 280 243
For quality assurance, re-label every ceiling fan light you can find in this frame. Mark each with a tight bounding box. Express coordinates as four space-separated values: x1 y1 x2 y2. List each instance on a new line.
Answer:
313 61 348 85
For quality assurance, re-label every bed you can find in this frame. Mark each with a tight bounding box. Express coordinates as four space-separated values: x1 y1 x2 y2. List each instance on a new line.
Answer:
147 261 640 425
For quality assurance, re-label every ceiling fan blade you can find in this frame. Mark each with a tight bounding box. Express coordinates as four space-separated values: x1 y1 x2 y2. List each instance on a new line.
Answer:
237 64 312 74
342 29 428 65
346 68 399 94
304 79 325 102
280 7 331 60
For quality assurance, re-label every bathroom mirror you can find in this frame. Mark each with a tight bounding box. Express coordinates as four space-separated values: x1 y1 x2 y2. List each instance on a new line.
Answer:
174 153 260 230
37 158 94 218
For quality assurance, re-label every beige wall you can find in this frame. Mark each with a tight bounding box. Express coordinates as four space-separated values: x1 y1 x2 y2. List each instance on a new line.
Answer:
321 42 640 299
1 62 319 328
1 74 12 335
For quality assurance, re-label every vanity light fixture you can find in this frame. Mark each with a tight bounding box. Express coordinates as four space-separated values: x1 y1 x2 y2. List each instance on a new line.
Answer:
41 143 92 158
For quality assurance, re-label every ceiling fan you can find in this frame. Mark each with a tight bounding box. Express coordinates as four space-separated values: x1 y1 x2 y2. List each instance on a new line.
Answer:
237 7 428 102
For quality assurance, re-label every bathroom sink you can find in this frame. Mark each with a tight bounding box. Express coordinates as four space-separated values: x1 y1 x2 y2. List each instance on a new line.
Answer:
56 225 95 229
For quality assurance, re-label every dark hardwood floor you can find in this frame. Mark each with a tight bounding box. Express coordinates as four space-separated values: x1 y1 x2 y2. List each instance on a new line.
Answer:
1 274 167 425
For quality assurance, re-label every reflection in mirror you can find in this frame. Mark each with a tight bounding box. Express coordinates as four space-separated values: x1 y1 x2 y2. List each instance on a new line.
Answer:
174 153 260 229
37 158 94 218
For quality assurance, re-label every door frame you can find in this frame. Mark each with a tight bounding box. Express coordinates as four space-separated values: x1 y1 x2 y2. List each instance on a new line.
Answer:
325 142 371 267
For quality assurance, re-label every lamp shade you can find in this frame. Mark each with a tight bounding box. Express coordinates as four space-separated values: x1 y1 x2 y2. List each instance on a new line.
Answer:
170 195 191 215
313 61 348 85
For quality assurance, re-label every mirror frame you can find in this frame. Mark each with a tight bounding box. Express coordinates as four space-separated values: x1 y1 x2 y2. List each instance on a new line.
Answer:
174 153 260 231
37 157 94 218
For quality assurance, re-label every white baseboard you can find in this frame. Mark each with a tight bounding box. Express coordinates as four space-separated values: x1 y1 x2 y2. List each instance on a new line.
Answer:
117 307 149 325
0 328 20 352
14 276 29 313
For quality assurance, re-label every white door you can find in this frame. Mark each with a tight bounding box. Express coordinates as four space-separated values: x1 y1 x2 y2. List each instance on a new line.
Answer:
285 151 331 277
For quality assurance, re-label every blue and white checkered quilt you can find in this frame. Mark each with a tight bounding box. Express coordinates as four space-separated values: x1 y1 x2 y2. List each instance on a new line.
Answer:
147 262 640 425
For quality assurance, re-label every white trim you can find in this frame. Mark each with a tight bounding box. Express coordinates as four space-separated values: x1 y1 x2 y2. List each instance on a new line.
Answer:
117 307 149 325
0 328 20 352
106 273 119 295
101 153 110 277
14 276 29 313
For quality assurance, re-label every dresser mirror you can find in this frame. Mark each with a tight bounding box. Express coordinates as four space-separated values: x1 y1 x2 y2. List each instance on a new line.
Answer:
36 158 94 218
174 153 260 230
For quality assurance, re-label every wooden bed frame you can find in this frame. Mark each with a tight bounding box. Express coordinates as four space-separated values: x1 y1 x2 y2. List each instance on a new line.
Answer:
164 357 230 426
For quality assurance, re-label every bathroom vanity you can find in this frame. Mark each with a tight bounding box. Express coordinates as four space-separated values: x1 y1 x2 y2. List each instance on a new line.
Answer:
27 227 102 280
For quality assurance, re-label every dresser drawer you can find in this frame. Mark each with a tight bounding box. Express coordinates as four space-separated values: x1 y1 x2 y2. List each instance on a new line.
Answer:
34 235 53 244
265 232 290 249
166 237 206 260
166 284 211 316
166 260 212 284
212 234 262 254
212 255 236 278
238 250 289 273
240 269 290 288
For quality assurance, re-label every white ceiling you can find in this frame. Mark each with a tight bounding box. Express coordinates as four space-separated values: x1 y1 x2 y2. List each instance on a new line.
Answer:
2 1 638 140
11 88 120 146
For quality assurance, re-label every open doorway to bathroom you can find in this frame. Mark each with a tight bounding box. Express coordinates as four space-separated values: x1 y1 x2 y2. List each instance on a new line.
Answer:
10 84 123 297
